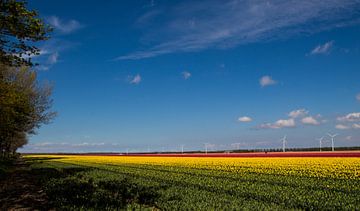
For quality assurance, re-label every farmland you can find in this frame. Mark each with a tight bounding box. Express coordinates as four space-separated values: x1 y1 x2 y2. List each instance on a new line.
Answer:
19 154 360 210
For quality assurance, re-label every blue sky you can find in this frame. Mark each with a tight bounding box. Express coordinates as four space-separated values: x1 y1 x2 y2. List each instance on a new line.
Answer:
21 0 360 153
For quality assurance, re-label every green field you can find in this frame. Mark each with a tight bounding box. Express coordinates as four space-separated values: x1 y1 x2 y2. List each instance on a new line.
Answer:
19 155 360 210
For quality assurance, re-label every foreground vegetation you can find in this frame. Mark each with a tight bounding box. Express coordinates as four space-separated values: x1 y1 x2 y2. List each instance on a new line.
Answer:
20 155 360 210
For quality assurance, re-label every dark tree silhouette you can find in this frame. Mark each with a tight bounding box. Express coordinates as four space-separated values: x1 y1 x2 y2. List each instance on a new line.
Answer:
0 0 52 67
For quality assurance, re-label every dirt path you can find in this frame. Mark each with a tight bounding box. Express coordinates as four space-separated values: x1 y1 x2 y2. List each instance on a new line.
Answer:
0 160 51 210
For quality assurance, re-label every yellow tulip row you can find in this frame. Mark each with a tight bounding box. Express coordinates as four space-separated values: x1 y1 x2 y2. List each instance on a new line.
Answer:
26 155 360 180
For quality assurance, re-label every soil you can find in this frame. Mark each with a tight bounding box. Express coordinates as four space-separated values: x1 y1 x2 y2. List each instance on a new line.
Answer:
0 160 51 211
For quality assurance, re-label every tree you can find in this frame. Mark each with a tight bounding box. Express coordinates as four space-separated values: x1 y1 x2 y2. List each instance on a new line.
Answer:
0 0 52 67
0 64 56 157
0 0 54 157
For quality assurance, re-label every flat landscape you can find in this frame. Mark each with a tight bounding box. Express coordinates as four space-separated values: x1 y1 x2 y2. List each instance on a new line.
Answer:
12 153 359 210
2 0 360 210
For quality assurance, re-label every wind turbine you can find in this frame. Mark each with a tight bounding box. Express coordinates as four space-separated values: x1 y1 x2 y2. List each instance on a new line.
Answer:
204 143 210 154
181 145 184 154
281 135 287 152
316 136 325 152
327 133 338 151
232 143 242 151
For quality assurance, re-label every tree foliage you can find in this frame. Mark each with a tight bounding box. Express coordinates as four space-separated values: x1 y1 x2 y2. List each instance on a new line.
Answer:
0 0 54 157
0 0 52 67
0 64 56 156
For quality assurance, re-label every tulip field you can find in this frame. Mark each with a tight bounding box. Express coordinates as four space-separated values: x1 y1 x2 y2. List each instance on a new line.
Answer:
25 154 360 210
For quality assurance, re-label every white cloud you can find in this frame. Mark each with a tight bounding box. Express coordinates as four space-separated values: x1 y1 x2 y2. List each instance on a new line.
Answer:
116 1 360 60
259 75 277 87
345 136 352 141
335 121 360 130
182 71 191 79
288 109 309 118
337 112 360 122
356 93 360 101
47 52 59 64
238 116 252 122
47 16 82 34
258 118 295 129
301 116 320 125
32 39 77 71
31 142 106 147
72 142 105 146
130 74 142 84
353 123 360 129
32 142 55 147
335 124 350 130
309 41 334 55
274 119 296 128
34 51 59 71
20 142 117 153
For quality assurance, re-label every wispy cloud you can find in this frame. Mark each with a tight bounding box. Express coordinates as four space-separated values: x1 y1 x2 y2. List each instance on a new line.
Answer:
136 10 161 25
356 93 360 101
30 16 82 70
353 123 360 129
335 124 351 130
337 112 360 122
31 51 59 71
182 71 191 79
257 118 295 129
309 41 334 55
20 142 121 153
47 16 83 34
335 113 360 129
288 109 309 118
230 142 247 149
238 116 252 122
129 74 142 84
14 16 82 72
259 75 277 87
32 39 77 70
116 0 360 60
301 116 320 125
255 109 324 129
47 52 59 64
28 142 106 147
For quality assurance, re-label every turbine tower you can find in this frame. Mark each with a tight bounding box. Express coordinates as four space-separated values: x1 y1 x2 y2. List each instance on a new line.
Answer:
281 135 287 152
327 133 338 151
204 143 209 154
232 143 242 151
316 136 325 152
181 145 184 154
